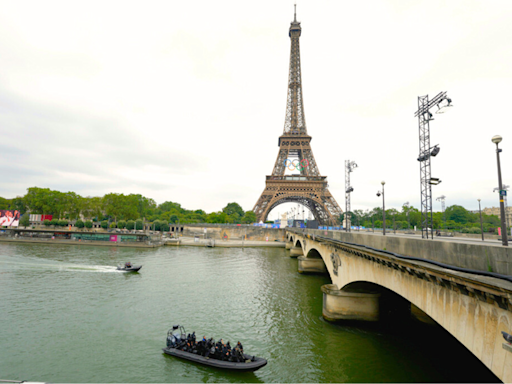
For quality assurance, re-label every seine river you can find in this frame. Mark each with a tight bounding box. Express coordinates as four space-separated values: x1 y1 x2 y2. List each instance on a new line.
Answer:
0 243 500 383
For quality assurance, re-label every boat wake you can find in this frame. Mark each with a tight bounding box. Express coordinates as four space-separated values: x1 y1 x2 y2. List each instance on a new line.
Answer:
0 256 121 273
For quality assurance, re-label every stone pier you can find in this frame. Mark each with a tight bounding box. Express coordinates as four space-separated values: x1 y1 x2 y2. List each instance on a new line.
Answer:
321 284 380 322
289 246 303 258
298 256 327 274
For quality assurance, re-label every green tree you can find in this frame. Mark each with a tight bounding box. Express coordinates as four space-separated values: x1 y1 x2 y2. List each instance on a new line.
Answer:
20 214 30 227
118 220 127 229
110 222 117 228
135 194 157 219
0 197 11 210
43 219 51 227
445 205 470 224
75 219 85 229
50 218 59 226
222 202 244 222
126 220 135 230
135 219 143 230
85 221 93 229
242 211 257 223
101 220 108 229
58 220 68 227
103 193 138 222
169 214 179 224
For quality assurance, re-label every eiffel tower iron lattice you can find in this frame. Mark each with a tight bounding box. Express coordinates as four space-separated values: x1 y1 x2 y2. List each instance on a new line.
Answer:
253 8 343 226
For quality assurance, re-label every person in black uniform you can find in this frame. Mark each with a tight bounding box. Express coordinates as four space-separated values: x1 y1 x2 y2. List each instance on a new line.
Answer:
205 338 215 359
214 339 223 360
221 343 229 361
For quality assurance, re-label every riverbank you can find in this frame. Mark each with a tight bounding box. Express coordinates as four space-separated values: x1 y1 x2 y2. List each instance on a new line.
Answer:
166 237 285 248
0 237 162 248
0 235 285 249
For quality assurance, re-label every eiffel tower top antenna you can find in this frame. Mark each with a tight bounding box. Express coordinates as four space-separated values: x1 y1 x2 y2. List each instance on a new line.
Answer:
285 3 305 135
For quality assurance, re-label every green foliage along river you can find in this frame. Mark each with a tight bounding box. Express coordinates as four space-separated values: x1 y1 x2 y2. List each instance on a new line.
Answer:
0 244 500 383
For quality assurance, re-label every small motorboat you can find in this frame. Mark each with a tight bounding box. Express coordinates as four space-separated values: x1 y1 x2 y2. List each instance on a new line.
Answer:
117 262 142 272
162 325 267 372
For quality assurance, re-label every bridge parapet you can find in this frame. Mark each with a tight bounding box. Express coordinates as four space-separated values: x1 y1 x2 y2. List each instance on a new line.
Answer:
287 228 512 275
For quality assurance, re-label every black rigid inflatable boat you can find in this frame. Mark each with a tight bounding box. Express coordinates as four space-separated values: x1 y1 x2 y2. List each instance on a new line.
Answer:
117 263 142 272
162 347 267 371
162 326 267 372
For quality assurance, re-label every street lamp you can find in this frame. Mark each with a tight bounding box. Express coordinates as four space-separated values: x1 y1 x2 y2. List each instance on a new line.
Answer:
492 135 508 246
436 195 446 231
493 184 510 228
478 199 484 242
345 160 358 232
377 181 386 236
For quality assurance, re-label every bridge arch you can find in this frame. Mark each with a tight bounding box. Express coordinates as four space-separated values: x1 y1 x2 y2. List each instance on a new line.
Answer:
306 248 322 259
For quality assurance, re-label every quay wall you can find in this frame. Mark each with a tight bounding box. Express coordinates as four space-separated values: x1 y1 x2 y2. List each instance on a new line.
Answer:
183 225 285 242
290 229 512 276
0 237 161 248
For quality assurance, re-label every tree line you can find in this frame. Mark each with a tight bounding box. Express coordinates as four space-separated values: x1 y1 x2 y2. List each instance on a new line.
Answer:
342 204 504 233
0 187 503 233
0 187 257 230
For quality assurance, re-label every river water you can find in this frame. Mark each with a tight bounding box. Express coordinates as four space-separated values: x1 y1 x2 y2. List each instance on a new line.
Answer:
0 243 500 383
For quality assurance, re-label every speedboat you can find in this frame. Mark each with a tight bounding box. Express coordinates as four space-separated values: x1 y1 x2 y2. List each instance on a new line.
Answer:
162 325 267 372
116 263 142 272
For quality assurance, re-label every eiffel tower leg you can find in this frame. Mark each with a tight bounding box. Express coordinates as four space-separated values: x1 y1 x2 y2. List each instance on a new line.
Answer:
253 188 273 223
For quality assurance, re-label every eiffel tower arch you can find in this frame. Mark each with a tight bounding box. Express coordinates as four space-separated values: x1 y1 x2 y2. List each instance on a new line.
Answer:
253 8 343 226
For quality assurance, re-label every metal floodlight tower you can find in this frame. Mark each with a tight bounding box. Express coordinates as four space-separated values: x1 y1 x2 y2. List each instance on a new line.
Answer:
436 195 446 230
414 91 452 239
345 160 358 232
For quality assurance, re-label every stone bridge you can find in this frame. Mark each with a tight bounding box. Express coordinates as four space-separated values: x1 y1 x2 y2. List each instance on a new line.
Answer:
286 230 512 382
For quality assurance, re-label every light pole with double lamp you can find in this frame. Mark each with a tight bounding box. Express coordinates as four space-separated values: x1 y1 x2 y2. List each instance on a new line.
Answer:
492 135 508 246
377 181 386 236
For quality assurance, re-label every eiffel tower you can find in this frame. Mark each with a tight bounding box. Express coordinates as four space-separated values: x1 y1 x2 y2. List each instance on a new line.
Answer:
253 8 343 225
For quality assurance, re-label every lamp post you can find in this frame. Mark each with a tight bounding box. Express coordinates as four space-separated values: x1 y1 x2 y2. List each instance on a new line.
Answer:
478 199 484 242
492 135 508 246
377 181 386 236
345 160 357 232
493 185 510 228
436 195 446 231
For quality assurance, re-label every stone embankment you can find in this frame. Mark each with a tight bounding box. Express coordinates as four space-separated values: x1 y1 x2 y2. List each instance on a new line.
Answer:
0 236 161 248
165 236 285 248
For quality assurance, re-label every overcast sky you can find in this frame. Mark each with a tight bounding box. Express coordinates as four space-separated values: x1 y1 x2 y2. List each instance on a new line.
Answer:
0 0 511 219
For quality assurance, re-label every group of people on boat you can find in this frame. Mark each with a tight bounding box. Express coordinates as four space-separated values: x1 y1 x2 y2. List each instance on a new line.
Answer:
167 331 249 362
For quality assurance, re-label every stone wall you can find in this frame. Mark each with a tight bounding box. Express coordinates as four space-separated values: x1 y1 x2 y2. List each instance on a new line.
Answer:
183 225 285 242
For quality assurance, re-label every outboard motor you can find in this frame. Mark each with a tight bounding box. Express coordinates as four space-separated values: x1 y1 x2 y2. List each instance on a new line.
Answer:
167 325 182 347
